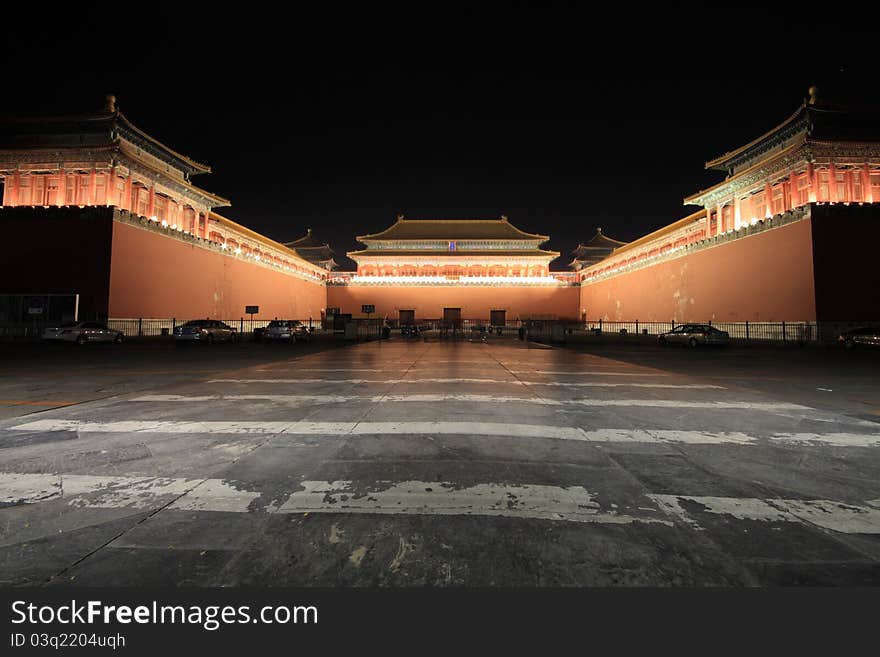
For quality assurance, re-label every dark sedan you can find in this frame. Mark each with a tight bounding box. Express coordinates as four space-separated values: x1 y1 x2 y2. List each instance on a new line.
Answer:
658 324 730 348
173 319 237 344
839 327 880 349
263 320 311 343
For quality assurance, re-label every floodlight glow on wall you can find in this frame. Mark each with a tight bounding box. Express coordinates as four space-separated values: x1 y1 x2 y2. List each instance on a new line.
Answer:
351 275 562 285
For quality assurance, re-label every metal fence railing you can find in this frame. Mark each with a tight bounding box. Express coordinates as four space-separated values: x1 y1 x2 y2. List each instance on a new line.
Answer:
381 318 524 340
105 318 328 338
1 317 875 345
538 320 839 344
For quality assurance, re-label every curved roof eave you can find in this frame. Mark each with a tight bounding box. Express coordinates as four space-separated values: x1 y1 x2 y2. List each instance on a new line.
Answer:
704 102 807 171
347 248 560 258
116 111 212 175
356 217 550 242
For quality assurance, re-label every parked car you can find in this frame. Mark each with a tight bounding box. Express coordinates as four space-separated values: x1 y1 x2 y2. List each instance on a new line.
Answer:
42 321 124 344
658 324 730 348
400 324 427 338
173 319 237 344
839 326 880 349
263 320 311 343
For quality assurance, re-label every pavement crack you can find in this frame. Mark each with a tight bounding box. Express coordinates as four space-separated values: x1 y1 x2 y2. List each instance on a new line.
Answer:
43 478 211 586
346 343 431 434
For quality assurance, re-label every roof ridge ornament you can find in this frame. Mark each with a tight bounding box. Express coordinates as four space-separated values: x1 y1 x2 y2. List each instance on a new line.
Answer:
105 94 117 113
808 85 819 106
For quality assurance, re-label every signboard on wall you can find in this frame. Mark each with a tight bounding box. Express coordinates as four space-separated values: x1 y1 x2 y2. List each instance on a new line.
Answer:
361 304 375 314
245 305 259 314
27 296 44 315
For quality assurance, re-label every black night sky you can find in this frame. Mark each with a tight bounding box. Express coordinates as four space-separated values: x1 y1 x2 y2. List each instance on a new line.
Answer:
6 26 876 270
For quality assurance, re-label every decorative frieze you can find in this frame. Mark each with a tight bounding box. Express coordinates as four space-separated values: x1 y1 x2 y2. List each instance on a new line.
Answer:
362 239 547 251
330 276 575 287
690 147 811 207
720 115 809 174
114 209 326 283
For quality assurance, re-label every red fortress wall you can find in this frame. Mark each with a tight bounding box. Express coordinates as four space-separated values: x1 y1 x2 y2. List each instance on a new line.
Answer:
9 206 875 327
109 218 326 320
579 218 818 322
328 284 580 320
0 207 325 321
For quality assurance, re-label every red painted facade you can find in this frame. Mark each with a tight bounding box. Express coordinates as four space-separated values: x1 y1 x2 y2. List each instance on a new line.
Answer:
0 207 327 322
109 220 326 320
328 284 580 321
574 93 880 324
579 218 817 322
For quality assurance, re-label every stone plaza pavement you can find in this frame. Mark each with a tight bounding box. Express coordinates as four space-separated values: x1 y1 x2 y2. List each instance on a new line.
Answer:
2 339 879 586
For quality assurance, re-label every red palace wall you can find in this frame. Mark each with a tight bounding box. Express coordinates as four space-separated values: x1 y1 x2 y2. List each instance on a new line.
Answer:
327 284 580 320
579 218 818 322
109 219 326 320
8 204 875 327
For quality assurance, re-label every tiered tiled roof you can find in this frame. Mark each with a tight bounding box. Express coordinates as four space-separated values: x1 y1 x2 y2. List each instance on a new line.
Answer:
356 215 549 242
283 228 338 270
0 94 229 208
569 228 627 270
687 87 880 205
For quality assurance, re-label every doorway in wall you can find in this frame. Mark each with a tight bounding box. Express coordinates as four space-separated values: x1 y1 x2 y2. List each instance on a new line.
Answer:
443 307 462 326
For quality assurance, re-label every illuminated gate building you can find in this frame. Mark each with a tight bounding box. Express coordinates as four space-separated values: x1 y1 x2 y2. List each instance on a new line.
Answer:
0 95 327 323
577 87 880 324
327 216 579 325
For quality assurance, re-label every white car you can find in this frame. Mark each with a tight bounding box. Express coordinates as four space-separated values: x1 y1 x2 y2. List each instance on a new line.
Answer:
42 321 124 344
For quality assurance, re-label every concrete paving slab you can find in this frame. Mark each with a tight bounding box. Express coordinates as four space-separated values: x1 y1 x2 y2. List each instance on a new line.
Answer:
2 339 880 586
49 546 237 587
0 512 151 586
677 444 880 502
108 510 270 551
210 514 755 587
606 452 778 498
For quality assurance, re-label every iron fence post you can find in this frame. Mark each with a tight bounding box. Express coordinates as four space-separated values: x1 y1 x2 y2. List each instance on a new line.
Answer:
138 318 142 337
782 321 786 342
745 320 749 341
240 318 244 334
